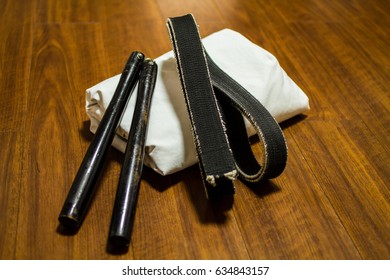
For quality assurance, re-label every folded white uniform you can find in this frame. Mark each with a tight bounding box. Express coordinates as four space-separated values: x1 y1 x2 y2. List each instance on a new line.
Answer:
86 29 310 176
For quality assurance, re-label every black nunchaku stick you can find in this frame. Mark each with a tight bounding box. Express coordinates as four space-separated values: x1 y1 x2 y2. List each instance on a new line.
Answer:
58 51 156 231
108 59 157 248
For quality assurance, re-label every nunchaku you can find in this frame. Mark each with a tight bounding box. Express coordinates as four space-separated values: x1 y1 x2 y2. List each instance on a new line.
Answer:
58 51 158 249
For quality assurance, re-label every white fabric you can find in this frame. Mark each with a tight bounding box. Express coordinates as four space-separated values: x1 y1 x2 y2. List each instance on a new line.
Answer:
86 29 309 175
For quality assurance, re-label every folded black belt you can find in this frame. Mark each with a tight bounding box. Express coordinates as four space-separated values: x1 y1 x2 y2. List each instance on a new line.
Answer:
167 14 287 198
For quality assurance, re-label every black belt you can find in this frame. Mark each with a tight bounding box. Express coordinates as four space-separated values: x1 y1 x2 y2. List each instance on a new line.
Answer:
167 14 287 198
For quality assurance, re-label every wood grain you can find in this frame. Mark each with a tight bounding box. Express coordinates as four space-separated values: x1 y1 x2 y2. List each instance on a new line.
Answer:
0 1 33 132
290 120 390 259
0 133 23 259
35 0 99 23
0 0 389 260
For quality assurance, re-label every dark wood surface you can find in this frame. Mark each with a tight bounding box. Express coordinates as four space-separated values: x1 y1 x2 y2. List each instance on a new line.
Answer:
0 0 389 260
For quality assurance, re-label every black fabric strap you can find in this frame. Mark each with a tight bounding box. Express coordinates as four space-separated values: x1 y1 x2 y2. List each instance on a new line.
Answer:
167 14 287 198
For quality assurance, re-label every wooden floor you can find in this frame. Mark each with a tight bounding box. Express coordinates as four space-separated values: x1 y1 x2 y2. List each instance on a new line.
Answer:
0 0 389 260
